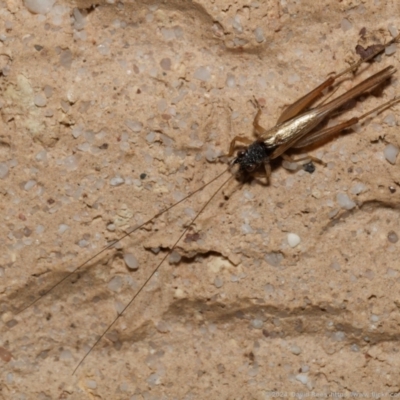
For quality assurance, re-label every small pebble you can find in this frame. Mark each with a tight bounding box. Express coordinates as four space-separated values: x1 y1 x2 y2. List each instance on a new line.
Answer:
123 253 138 270
385 43 397 56
290 345 302 355
193 66 211 82
287 233 301 248
336 193 356 210
254 27 265 43
295 373 308 385
0 163 9 179
108 276 123 292
384 143 399 165
24 180 37 191
214 277 223 288
388 230 398 243
169 251 181 264
341 18 352 32
58 224 69 234
264 252 283 267
351 344 360 352
24 0 56 14
251 319 263 329
34 93 47 107
125 120 143 132
85 380 97 389
350 182 366 195
110 176 125 186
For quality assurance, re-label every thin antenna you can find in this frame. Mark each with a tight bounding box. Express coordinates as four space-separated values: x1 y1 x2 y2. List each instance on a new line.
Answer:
18 167 230 314
72 172 235 374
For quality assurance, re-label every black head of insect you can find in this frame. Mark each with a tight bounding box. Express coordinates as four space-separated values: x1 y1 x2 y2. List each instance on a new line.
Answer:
232 140 274 174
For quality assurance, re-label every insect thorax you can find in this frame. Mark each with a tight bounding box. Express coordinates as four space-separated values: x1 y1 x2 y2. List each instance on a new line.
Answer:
233 140 275 173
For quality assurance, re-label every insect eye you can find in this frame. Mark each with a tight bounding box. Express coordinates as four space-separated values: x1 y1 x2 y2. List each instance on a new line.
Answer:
246 164 256 172
237 150 246 157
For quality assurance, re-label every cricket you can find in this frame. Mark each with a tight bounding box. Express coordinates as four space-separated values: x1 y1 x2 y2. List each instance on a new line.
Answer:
15 30 400 376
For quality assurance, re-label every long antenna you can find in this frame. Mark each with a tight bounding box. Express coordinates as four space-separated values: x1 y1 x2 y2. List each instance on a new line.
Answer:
18 167 230 314
72 173 235 374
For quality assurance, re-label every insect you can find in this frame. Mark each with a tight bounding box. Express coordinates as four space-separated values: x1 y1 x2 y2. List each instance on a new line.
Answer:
10 30 400 385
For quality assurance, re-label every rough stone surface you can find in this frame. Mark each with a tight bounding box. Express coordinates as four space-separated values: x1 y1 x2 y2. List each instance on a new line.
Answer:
1 1 400 398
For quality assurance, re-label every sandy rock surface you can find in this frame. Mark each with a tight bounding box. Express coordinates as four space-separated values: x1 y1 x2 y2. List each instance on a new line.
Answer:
1 0 400 398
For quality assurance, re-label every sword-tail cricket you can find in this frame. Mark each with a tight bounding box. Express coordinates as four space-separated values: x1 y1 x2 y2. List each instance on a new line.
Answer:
15 31 400 374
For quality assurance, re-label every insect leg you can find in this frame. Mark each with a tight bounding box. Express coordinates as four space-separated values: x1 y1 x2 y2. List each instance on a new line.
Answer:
225 136 253 157
281 153 326 166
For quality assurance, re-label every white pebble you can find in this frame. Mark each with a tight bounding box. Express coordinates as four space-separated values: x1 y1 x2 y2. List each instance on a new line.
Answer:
110 176 125 186
225 73 235 88
384 143 399 164
295 373 308 385
214 277 223 288
385 43 397 56
264 252 283 267
383 113 396 126
24 180 37 191
34 93 47 107
169 251 181 264
85 380 97 389
123 253 138 270
336 193 356 210
341 18 352 32
290 345 302 355
287 233 301 248
24 0 56 14
193 66 211 82
254 27 265 43
350 182 366 195
146 131 156 143
107 223 116 232
204 147 218 162
73 8 86 30
251 319 263 329
64 155 79 171
370 314 379 322
389 24 399 38
108 276 123 292
241 223 254 235
35 150 47 162
332 331 346 341
0 163 9 179
58 224 69 234
78 239 89 248
125 119 143 132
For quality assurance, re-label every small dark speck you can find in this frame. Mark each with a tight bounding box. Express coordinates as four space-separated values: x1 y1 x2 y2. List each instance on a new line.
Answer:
303 162 315 174
34 44 43 51
347 166 353 173
359 27 366 37
140 173 146 180
99 143 109 149
137 88 141 94
47 198 55 205
389 186 396 194
46 313 52 321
